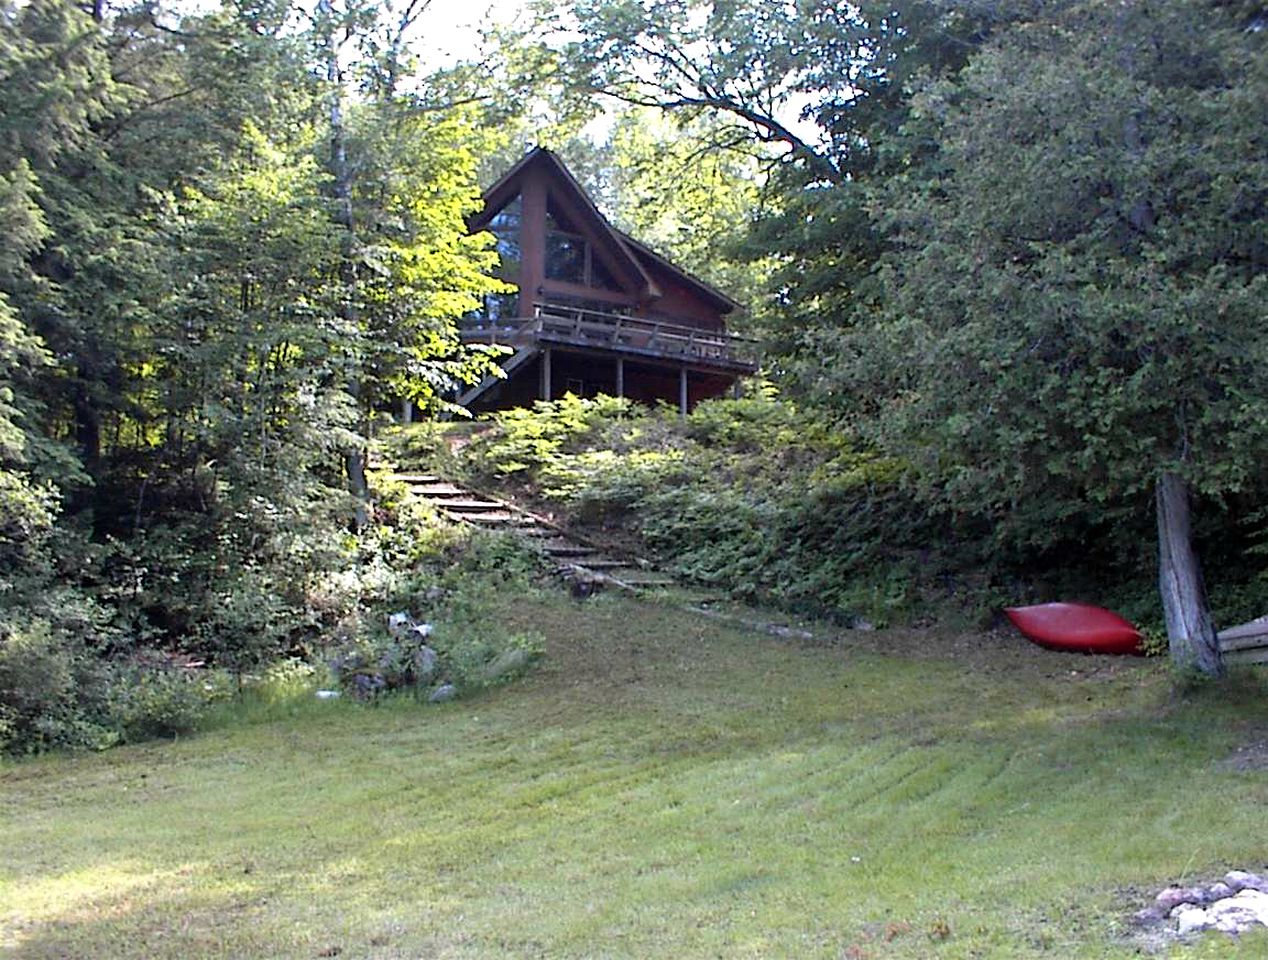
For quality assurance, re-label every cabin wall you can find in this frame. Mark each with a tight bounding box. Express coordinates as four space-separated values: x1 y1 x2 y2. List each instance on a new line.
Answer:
635 261 725 330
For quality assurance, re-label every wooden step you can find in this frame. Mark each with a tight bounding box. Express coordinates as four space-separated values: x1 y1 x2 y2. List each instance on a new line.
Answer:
573 559 639 571
543 545 597 557
432 499 503 512
412 484 469 498
457 513 542 529
392 474 441 484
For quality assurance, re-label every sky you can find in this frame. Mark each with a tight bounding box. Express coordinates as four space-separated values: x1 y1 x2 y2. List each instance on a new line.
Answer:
409 0 531 69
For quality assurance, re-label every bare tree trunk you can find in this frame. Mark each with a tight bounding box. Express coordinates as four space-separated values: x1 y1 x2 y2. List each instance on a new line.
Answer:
1156 472 1223 676
317 0 368 531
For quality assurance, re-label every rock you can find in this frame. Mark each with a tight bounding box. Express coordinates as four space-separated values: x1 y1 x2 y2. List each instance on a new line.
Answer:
1204 882 1234 902
1225 870 1268 894
315 689 341 700
1208 901 1262 935
1157 886 1206 911
1228 889 1268 925
388 612 413 638
428 683 456 703
1171 904 1212 935
410 622 434 640
413 645 438 685
850 617 876 631
423 585 444 602
481 647 532 683
353 672 386 700
1131 906 1165 925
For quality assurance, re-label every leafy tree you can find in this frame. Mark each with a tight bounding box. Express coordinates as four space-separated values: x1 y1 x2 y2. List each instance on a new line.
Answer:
848 0 1267 674
605 108 776 324
548 1 1021 372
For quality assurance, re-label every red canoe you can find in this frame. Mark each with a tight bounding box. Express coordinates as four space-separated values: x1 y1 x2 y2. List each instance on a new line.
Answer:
1004 602 1144 655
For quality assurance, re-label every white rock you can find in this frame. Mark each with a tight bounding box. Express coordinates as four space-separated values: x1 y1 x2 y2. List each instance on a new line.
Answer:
315 689 341 700
388 611 413 637
1209 904 1261 934
411 622 434 639
1172 904 1212 935
1230 889 1268 925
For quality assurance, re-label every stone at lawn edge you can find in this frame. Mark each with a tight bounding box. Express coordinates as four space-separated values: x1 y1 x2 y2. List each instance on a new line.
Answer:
428 683 456 703
1225 870 1268 894
1171 904 1212 935
1209 902 1262 934
388 612 412 638
1228 889 1268 925
1156 887 1206 911
1131 906 1165 925
1204 882 1233 902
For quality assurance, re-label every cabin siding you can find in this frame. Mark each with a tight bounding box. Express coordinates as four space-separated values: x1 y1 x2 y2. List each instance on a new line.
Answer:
460 148 754 414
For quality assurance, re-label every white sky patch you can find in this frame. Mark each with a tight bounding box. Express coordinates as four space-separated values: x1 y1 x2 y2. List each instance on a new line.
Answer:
410 0 529 69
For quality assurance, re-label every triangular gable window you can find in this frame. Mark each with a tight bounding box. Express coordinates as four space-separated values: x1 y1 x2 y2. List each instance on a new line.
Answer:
545 197 620 291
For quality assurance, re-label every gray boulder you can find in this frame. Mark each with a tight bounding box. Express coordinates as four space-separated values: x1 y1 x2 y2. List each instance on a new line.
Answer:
1226 870 1268 894
428 683 457 703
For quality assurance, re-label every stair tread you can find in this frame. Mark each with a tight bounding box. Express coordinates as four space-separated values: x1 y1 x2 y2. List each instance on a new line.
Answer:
394 472 675 590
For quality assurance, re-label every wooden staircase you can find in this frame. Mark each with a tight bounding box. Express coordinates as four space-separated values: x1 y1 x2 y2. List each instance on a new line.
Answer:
391 473 677 594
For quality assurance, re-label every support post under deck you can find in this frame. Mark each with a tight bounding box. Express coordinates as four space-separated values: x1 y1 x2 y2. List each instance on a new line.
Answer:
541 348 552 401
616 357 624 399
679 366 688 419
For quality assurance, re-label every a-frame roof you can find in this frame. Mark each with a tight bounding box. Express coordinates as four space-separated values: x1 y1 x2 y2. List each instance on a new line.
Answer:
471 147 739 315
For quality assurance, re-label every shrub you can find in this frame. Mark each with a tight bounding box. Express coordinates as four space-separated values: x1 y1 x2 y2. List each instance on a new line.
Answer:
112 666 228 740
0 619 118 754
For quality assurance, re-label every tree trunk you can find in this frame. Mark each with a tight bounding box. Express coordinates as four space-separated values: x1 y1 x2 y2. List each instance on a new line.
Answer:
316 0 368 530
1156 472 1223 676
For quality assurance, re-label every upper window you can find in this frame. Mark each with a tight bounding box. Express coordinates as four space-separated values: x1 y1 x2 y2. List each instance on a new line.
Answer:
488 196 521 277
544 199 621 291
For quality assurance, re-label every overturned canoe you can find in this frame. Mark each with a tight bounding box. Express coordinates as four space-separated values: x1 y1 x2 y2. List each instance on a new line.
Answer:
1005 602 1144 655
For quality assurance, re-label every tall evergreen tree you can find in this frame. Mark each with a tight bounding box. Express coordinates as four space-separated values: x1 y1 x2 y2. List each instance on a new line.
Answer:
849 0 1268 674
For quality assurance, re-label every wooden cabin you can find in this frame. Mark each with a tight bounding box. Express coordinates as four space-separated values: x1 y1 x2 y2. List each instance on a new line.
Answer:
458 147 757 414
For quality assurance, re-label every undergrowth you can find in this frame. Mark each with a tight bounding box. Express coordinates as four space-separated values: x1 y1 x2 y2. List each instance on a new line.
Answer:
388 391 1268 633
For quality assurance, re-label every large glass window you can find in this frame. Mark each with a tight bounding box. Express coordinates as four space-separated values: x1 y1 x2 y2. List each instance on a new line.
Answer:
544 198 621 291
488 196 521 276
545 232 586 283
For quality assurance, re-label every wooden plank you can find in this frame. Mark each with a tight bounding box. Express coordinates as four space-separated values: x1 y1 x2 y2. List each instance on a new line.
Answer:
1217 615 1268 643
1219 633 1268 653
1224 646 1268 666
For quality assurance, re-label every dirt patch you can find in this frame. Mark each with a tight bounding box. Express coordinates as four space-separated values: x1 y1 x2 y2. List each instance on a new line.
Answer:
1219 737 1268 772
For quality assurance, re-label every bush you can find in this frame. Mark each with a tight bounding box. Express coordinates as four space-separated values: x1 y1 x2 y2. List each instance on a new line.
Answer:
112 666 228 740
0 619 118 753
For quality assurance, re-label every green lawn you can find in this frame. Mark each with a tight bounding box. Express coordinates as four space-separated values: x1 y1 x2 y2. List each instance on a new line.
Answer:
2 594 1266 958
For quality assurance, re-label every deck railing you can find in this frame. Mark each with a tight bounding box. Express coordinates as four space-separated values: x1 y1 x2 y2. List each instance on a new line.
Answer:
460 301 759 368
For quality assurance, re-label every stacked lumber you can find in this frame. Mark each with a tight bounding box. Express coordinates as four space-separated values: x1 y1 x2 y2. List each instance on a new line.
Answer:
1217 616 1268 666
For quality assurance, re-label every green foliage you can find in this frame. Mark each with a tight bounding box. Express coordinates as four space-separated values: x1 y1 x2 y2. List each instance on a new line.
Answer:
112 666 229 741
0 619 114 753
459 392 953 624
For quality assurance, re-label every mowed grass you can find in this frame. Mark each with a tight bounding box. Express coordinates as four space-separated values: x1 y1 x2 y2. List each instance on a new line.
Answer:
2 594 1267 959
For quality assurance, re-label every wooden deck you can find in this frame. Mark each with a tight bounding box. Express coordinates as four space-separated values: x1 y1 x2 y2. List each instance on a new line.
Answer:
461 302 759 374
